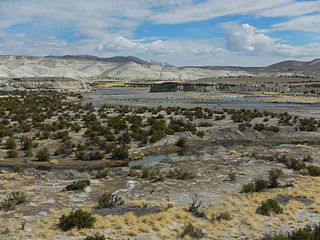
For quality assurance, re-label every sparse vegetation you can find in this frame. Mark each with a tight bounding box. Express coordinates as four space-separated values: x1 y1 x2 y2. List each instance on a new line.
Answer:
58 209 96 231
180 223 205 239
97 193 124 209
256 199 283 216
65 179 90 191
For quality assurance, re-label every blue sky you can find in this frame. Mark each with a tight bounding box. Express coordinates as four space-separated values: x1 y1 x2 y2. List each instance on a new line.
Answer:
0 0 319 66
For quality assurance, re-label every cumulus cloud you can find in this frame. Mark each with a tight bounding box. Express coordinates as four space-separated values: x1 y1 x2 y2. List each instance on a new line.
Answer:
0 0 319 66
221 22 320 58
99 36 221 56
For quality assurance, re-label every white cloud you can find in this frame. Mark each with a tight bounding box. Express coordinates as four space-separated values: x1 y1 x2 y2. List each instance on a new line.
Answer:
99 36 223 56
0 0 319 66
271 14 320 32
150 0 292 24
221 22 320 57
259 1 320 17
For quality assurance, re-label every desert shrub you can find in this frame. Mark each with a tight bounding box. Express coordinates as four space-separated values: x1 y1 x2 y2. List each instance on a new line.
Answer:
65 180 90 191
97 193 124 209
188 194 207 218
58 209 95 231
105 133 116 142
215 114 225 121
8 192 26 205
212 211 232 222
168 167 195 180
10 166 20 173
117 132 131 144
0 192 26 211
21 137 34 150
238 123 246 132
261 223 320 240
307 165 320 176
112 146 129 160
76 151 104 161
83 235 105 240
5 138 16 149
256 199 283 216
150 130 166 143
176 137 187 148
24 150 33 157
95 169 108 179
241 182 255 193
268 168 283 188
55 140 73 156
254 179 269 192
196 131 205 138
6 149 18 158
242 178 269 193
0 200 15 211
141 168 158 180
180 223 205 239
35 148 50 161
198 122 212 127
299 118 318 131
228 171 236 182
253 123 279 132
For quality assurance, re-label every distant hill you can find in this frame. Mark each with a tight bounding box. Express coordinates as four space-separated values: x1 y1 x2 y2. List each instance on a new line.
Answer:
193 58 320 76
47 55 151 65
265 59 320 75
0 55 319 81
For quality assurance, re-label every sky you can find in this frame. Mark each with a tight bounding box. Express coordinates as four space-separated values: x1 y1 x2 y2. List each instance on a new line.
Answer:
0 0 319 66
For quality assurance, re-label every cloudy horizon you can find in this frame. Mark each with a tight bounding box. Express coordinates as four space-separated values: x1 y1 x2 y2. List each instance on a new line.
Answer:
0 0 319 66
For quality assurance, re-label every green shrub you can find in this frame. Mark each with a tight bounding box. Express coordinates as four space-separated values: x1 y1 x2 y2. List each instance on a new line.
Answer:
196 131 205 138
242 182 255 193
58 209 96 231
212 211 232 222
35 148 50 161
24 150 33 157
5 138 16 149
238 123 246 132
168 167 195 180
6 149 18 158
65 180 90 191
97 193 124 209
0 200 15 211
256 199 283 216
112 146 129 160
198 122 212 127
150 130 166 143
76 151 104 161
268 168 283 188
83 235 105 240
8 192 26 205
254 179 269 192
21 137 33 150
261 223 320 240
180 223 205 239
176 137 187 148
307 165 320 176
0 192 26 211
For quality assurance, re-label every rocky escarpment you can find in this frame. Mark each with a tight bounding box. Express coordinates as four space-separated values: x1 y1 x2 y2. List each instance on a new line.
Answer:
0 77 90 92
150 82 320 94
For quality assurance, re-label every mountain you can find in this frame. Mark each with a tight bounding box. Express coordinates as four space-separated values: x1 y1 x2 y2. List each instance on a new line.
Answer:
265 59 320 75
0 55 319 84
0 55 256 81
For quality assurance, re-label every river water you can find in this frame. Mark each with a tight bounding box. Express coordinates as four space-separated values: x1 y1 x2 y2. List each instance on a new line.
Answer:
81 87 320 112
